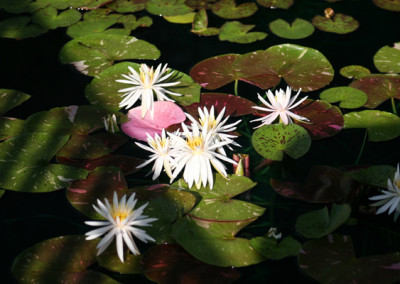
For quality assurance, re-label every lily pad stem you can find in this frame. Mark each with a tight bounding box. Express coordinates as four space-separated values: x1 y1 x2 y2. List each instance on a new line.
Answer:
355 130 368 165
391 97 398 115
234 79 239 96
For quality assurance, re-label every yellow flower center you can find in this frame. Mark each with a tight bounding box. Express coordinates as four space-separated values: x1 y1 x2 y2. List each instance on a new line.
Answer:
187 136 204 153
200 116 217 131
139 66 155 88
112 208 130 225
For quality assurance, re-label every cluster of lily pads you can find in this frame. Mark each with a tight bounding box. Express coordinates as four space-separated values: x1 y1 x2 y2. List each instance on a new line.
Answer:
1 0 400 283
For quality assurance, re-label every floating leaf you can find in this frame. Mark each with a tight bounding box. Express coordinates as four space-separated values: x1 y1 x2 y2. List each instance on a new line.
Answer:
142 244 240 283
249 236 302 260
374 43 400 74
57 134 112 159
211 0 258 19
0 16 48 39
12 235 119 284
373 0 400 12
312 13 359 34
269 18 314 39
32 6 81 29
344 110 400 142
0 0 46 13
299 234 400 283
97 244 142 274
295 204 351 239
118 14 152 30
146 0 194 16
0 117 25 141
252 124 311 161
185 0 216 9
219 21 267 44
256 0 293 9
293 99 344 140
106 0 147 12
349 75 400 108
0 89 30 115
164 12 196 23
60 33 160 76
347 165 396 188
319 87 368 109
85 62 200 112
191 8 219 36
340 65 371 79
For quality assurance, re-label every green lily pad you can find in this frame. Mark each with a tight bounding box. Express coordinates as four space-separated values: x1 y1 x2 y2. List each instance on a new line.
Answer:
349 74 400 109
32 6 81 30
191 8 219 36
299 234 400 283
57 134 113 159
269 18 314 40
373 0 400 12
60 33 160 77
256 0 293 9
374 43 400 74
319 87 368 109
312 13 359 34
211 0 258 19
344 110 400 142
295 204 351 239
142 244 240 283
35 0 111 9
249 236 302 259
0 0 46 13
85 62 200 112
0 16 48 39
12 235 119 284
118 14 153 30
340 65 371 79
164 12 196 23
252 124 311 161
106 0 147 12
219 21 267 44
0 89 30 115
97 244 142 274
185 0 216 9
0 117 25 141
146 0 194 16
0 190 4 198
347 165 396 188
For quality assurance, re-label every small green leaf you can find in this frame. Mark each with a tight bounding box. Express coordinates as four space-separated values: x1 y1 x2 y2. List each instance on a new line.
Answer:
250 236 302 259
269 18 314 39
339 65 371 79
0 16 47 39
0 89 30 115
219 21 267 44
211 0 258 19
256 0 293 9
374 43 400 74
146 0 194 16
320 87 368 109
373 0 400 12
312 13 359 34
106 0 147 12
32 6 81 30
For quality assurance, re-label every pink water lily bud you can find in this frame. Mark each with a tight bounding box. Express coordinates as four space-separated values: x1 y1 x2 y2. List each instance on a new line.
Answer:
121 101 186 141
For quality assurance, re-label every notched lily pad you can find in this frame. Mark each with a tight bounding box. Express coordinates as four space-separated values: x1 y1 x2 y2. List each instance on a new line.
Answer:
250 236 302 259
219 21 267 44
256 0 293 9
0 89 30 115
373 0 400 12
0 16 48 39
312 13 359 34
59 33 160 76
191 8 219 36
269 18 314 40
32 6 81 30
374 43 400 74
211 0 258 19
347 165 396 188
320 87 368 109
252 124 311 161
340 65 371 79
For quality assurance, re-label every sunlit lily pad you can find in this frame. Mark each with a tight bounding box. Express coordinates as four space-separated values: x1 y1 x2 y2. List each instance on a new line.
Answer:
60 33 160 77
0 16 48 39
256 0 293 9
250 236 302 260
211 0 258 19
146 0 194 16
340 65 371 79
219 21 267 44
191 8 219 36
312 13 359 34
374 43 400 74
12 235 119 284
347 165 396 188
106 0 147 12
0 117 25 141
269 18 314 39
164 12 196 23
373 0 400 12
319 87 368 109
299 234 400 283
0 89 30 115
142 244 240 283
344 110 400 142
86 62 200 112
252 124 311 161
32 6 81 30
295 204 351 239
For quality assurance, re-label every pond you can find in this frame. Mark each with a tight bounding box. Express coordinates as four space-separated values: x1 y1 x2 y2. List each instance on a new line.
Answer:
1 0 400 283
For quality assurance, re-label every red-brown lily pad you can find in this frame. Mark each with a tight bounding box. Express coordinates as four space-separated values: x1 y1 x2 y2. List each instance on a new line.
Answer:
142 244 240 283
256 0 293 9
211 0 258 19
373 0 400 12
299 234 400 283
312 13 359 34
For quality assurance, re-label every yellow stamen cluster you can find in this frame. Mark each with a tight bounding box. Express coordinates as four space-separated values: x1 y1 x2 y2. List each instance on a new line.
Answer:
112 208 129 223
200 117 217 131
187 136 204 152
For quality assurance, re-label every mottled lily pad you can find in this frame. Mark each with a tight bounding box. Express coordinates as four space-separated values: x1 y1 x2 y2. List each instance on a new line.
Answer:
59 33 160 77
12 235 119 284
340 65 371 79
295 204 351 239
269 18 314 39
320 87 368 109
0 117 25 141
106 0 147 12
219 21 267 44
373 0 400 12
32 6 81 30
299 234 400 283
57 134 113 159
252 124 311 161
374 43 400 74
344 110 400 142
0 89 30 115
349 75 400 108
97 244 142 274
142 244 240 283
347 165 396 188
85 62 200 112
146 0 194 16
250 236 301 260
211 0 258 19
0 16 48 39
312 13 359 34
256 0 293 9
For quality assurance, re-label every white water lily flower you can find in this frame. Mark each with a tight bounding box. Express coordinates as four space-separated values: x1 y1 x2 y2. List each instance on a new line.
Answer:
135 129 176 179
85 191 157 262
186 106 241 155
251 86 309 128
369 163 400 221
116 63 182 118
169 123 237 189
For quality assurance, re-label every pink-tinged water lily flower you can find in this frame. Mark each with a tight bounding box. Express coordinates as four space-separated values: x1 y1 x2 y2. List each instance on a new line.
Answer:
121 101 186 141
